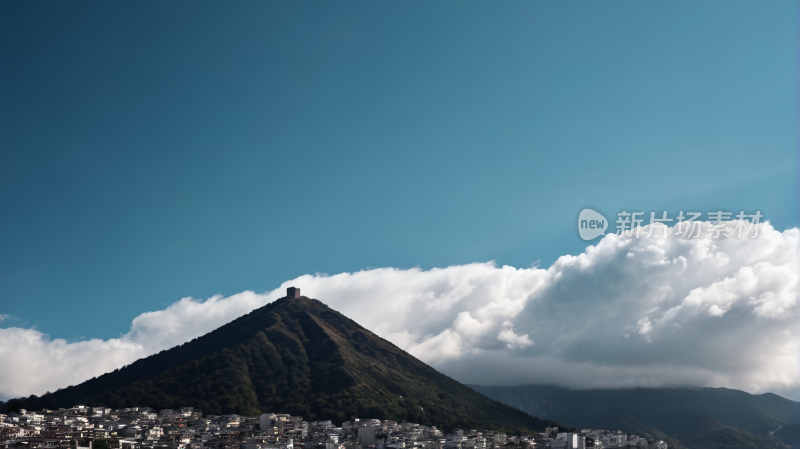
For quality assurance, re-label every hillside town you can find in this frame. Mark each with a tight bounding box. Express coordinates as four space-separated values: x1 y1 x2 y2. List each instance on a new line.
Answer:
0 406 668 449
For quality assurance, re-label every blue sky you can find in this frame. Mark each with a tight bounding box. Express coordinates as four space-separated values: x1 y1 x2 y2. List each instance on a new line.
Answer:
1 0 797 346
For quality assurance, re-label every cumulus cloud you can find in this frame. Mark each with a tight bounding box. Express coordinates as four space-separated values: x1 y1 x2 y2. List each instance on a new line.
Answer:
0 222 798 401
498 321 534 349
0 292 273 399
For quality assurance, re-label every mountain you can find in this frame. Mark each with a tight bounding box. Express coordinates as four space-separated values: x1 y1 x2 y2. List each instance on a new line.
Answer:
773 424 800 448
686 428 789 449
670 409 730 443
670 409 791 449
568 408 686 449
566 406 787 449
469 384 800 448
1 295 565 434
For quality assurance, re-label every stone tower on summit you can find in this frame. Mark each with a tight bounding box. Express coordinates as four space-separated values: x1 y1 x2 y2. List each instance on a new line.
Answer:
287 286 301 298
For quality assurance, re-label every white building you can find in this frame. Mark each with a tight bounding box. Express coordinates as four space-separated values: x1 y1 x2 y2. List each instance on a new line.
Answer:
260 414 273 433
554 433 585 449
358 426 378 447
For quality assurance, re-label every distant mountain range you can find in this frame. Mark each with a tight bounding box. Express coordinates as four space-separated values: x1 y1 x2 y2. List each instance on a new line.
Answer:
0 295 563 434
469 384 800 448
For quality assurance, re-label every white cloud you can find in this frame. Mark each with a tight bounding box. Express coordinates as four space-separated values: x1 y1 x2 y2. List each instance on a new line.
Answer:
0 291 277 399
126 291 272 352
636 317 653 338
497 321 534 349
0 222 798 400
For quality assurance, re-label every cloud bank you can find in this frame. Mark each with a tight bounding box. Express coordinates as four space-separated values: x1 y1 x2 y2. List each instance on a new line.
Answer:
1 222 798 400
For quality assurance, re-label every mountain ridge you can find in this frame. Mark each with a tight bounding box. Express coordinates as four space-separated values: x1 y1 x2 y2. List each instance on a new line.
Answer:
468 384 800 448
